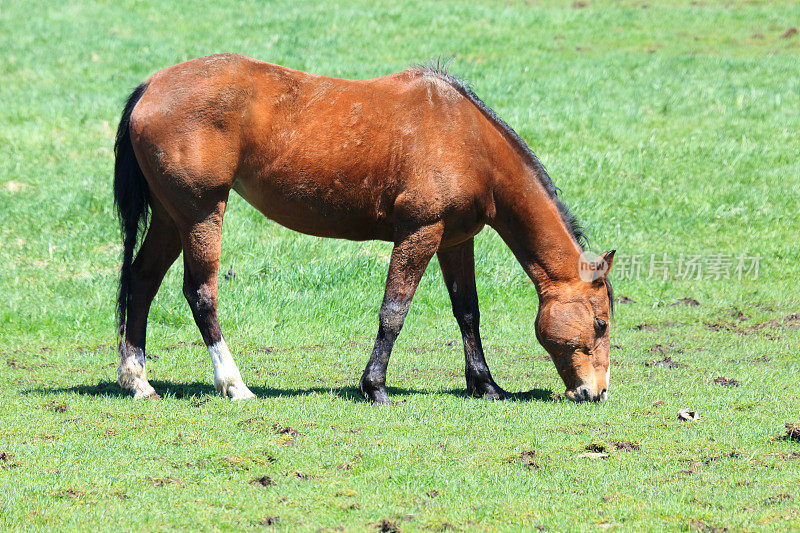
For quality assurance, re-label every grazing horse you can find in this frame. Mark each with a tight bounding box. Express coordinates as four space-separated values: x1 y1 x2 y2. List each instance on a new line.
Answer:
113 54 615 404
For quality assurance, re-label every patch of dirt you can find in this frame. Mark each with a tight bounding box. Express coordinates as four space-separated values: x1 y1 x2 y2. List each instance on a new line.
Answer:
712 376 739 387
782 27 798 38
576 451 608 459
690 519 728 533
763 493 792 506
237 417 264 428
0 452 20 468
781 422 800 442
425 489 440 498
708 312 800 336
616 296 635 304
44 401 67 413
55 488 84 499
374 518 401 533
609 440 641 451
190 397 211 407
272 424 301 437
585 444 607 453
249 476 276 487
572 1 588 8
672 297 700 307
7 358 52 370
171 433 198 446
336 454 363 471
703 451 740 466
634 324 657 331
443 340 458 347
150 477 180 486
507 450 539 470
770 452 800 460
652 400 665 406
646 356 688 369
649 343 683 356
258 516 279 526
650 344 669 356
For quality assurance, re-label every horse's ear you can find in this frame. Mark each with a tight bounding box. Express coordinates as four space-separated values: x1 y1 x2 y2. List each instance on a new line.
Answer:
600 250 615 275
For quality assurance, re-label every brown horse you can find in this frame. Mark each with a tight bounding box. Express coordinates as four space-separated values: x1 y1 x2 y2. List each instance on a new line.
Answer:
113 54 614 404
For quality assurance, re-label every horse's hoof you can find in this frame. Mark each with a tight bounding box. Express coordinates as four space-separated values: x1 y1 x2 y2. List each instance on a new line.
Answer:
133 390 160 400
359 384 392 405
468 383 508 401
217 380 256 400
128 380 159 400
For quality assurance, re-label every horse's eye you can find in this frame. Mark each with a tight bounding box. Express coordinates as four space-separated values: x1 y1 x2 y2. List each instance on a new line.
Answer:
594 317 607 334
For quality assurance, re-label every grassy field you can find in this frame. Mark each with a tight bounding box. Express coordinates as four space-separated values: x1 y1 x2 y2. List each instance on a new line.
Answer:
1 0 799 530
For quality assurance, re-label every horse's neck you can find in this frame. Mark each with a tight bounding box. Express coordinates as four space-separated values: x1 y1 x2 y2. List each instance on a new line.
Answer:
490 161 583 294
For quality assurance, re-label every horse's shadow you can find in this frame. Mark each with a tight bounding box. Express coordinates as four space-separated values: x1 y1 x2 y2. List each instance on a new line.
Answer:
28 381 555 403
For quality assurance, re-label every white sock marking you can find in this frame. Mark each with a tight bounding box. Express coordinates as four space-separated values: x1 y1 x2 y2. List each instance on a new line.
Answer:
207 337 255 399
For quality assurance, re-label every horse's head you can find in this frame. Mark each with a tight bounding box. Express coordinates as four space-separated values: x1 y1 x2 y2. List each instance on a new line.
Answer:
535 250 615 402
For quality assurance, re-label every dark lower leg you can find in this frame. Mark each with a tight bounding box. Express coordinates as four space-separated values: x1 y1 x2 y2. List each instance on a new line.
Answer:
360 299 412 404
118 210 181 398
360 224 443 404
438 239 506 400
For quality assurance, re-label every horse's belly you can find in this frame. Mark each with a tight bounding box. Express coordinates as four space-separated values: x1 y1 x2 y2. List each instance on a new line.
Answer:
232 175 395 241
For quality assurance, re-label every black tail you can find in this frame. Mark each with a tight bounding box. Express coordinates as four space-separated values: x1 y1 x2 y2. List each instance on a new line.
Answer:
113 83 150 337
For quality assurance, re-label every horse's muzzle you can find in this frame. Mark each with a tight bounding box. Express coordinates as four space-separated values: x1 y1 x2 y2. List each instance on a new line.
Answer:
565 385 607 402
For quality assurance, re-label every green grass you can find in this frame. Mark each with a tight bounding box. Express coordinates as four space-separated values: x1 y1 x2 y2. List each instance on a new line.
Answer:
1 0 799 530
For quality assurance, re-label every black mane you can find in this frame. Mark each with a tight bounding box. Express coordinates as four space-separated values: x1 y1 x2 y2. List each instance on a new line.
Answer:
412 59 588 250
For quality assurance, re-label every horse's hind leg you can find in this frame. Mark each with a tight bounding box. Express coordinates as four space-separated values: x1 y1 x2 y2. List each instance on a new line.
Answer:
360 223 444 404
118 201 181 398
180 201 255 400
437 238 507 400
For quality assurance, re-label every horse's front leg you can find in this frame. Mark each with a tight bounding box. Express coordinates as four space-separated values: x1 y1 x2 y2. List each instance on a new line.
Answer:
360 223 444 404
437 238 507 400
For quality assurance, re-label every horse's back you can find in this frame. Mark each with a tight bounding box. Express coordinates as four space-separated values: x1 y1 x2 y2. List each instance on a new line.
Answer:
129 54 495 241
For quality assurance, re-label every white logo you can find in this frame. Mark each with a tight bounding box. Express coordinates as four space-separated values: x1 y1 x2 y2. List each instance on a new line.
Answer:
578 250 609 282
